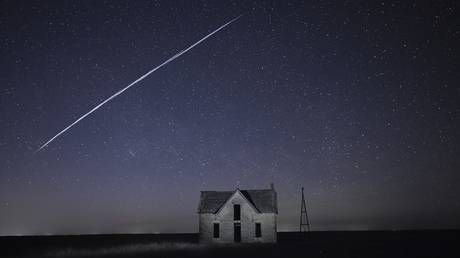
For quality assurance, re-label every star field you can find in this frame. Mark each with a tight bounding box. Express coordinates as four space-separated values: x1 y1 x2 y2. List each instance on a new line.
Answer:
0 0 459 235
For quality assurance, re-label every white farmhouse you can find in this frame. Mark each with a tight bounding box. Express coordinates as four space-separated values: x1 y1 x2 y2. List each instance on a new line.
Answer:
197 184 278 244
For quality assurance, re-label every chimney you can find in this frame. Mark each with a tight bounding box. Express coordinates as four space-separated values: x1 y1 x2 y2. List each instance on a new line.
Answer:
270 183 274 190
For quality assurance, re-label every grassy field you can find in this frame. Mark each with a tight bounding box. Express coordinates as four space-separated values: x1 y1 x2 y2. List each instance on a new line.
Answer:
1 230 458 258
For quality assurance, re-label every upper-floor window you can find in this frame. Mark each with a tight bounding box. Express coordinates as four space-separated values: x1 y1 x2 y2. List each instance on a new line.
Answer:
234 204 241 220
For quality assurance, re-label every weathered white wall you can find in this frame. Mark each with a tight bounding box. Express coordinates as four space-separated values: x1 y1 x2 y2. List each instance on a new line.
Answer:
199 191 277 244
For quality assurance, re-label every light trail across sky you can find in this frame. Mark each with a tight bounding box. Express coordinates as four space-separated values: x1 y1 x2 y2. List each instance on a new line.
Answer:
35 15 241 153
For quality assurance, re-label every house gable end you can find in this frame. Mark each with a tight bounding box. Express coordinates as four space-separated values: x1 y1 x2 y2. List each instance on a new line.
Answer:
215 189 260 215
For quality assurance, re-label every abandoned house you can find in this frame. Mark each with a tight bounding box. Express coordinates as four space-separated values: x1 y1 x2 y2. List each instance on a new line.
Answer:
197 184 278 244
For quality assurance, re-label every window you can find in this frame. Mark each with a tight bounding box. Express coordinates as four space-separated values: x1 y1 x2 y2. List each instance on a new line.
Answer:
213 223 220 238
255 223 262 237
234 204 241 220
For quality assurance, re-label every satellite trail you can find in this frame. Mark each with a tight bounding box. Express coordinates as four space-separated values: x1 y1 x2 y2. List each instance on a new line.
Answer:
35 15 241 153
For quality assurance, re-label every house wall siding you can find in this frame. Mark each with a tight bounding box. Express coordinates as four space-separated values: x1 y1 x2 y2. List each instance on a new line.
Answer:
199 191 277 244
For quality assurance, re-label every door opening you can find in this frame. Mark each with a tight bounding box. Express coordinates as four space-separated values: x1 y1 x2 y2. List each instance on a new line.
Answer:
234 222 241 242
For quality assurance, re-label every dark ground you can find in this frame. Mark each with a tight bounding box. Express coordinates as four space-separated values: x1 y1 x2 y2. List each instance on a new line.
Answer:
1 230 459 258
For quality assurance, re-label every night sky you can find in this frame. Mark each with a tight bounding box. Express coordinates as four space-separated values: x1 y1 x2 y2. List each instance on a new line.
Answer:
1 0 459 235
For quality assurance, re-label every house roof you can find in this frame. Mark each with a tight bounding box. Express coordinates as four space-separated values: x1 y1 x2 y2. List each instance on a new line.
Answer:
198 188 278 214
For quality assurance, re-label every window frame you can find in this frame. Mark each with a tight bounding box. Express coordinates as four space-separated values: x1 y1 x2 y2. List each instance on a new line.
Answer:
255 222 262 238
234 204 241 221
213 223 220 238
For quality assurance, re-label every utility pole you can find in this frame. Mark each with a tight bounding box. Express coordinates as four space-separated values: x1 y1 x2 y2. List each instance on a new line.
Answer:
300 187 311 235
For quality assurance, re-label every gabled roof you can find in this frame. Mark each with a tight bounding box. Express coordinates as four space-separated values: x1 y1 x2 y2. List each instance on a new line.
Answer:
198 187 278 214
215 189 260 214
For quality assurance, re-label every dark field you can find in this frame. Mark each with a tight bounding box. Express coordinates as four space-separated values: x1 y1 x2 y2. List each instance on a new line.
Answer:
1 231 458 258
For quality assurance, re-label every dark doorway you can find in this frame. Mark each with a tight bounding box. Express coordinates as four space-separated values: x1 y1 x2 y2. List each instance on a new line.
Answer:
234 222 241 242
